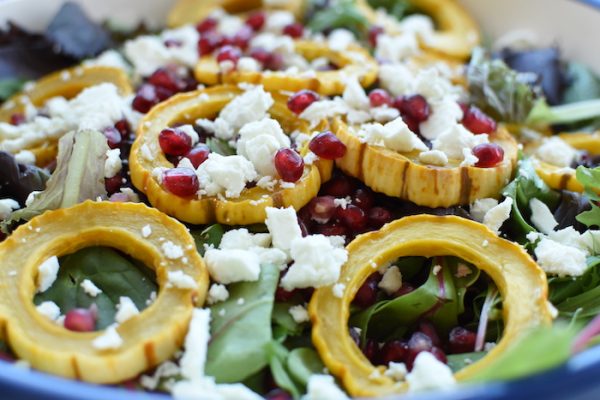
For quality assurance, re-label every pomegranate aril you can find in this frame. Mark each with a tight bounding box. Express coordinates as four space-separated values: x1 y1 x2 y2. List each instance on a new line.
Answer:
105 174 123 195
362 339 380 365
148 68 183 92
64 308 96 332
184 145 210 168
448 326 477 354
380 340 408 365
196 17 218 33
265 52 285 71
462 106 497 134
232 25 254 49
418 321 441 347
369 89 392 108
114 119 131 138
399 94 430 122
246 11 266 31
287 90 319 114
162 167 199 197
159 128 193 156
314 222 348 237
275 286 298 302
249 47 273 66
10 113 25 125
473 143 504 168
216 45 242 65
402 114 420 134
430 347 447 364
406 331 433 368
283 23 304 38
393 283 414 298
368 206 393 229
265 389 293 400
368 25 385 47
353 273 381 308
132 84 160 113
274 148 304 182
198 31 222 56
309 131 346 160
103 127 122 149
321 175 355 197
352 188 375 211
307 196 337 224
337 204 368 231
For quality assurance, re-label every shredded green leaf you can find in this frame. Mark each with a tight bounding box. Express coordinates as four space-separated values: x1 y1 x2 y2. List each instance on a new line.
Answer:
0 78 26 102
307 0 368 36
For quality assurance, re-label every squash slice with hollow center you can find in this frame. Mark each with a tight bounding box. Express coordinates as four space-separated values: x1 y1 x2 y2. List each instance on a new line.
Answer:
526 132 600 193
194 40 378 96
129 85 332 225
0 201 208 383
309 215 552 397
356 0 480 60
0 65 132 167
333 117 519 208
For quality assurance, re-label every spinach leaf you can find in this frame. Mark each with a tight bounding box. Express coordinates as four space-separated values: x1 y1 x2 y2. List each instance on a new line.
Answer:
367 0 415 20
551 256 600 321
0 78 25 101
286 347 325 387
307 0 368 36
272 302 304 339
206 137 236 156
563 63 600 104
446 351 486 373
206 264 279 383
266 341 302 399
575 166 600 228
34 247 157 329
190 224 224 256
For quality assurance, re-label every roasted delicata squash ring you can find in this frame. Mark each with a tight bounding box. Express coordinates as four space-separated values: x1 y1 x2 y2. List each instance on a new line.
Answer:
357 0 479 60
194 40 379 96
527 132 600 193
310 215 552 397
333 118 519 207
167 0 305 28
0 201 208 383
0 65 132 166
129 85 333 225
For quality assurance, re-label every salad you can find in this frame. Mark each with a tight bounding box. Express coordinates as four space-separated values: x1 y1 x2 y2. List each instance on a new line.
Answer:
1 0 600 399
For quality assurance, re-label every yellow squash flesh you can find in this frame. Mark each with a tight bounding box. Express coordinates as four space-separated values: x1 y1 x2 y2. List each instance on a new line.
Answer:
0 66 132 166
333 118 519 207
194 40 379 96
0 201 208 383
129 85 332 225
309 215 552 397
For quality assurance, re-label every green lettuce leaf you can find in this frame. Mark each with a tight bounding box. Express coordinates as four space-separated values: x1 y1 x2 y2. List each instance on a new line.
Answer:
575 166 600 228
191 224 225 256
0 78 26 102
307 0 368 36
266 341 302 399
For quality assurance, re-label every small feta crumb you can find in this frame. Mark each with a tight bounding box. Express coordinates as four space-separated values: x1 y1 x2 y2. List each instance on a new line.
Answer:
104 148 122 179
378 266 402 295
534 237 588 277
384 362 408 382
328 29 355 51
482 239 489 248
179 308 211 379
167 270 198 289
359 117 428 153
37 256 59 293
92 325 123 350
460 147 479 167
530 198 558 234
162 241 184 259
0 198 20 219
14 150 36 165
483 197 513 235
419 150 448 166
304 374 349 400
536 137 577 168
265 207 302 251
207 283 230 305
204 248 260 284
36 301 61 321
289 305 309 323
115 296 140 324
406 351 456 392
141 224 152 238
332 283 346 298
80 279 102 297
432 265 442 275
470 198 499 222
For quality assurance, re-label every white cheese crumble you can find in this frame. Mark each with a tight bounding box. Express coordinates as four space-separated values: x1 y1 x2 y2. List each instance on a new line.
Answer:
375 33 419 63
141 224 152 238
431 124 488 160
219 228 271 250
207 283 230 305
470 198 499 223
36 301 61 321
535 137 577 168
378 64 414 97
115 296 140 324
204 249 261 284
378 266 402 295
534 237 588 277
419 97 463 140
162 241 184 259
140 361 181 391
218 85 275 137
0 198 20 220
384 362 408 381
104 148 122 179
406 351 456 392
460 147 479 167
14 150 36 165
359 117 428 153
167 270 198 289
37 256 59 293
179 308 211 379
299 98 349 128
237 118 291 176
342 77 369 110
482 197 513 235
196 153 258 198
529 198 558 234
265 206 303 252
92 325 123 350
304 374 349 400
81 279 102 297
332 283 346 298
289 305 310 323
419 150 448 166
177 124 200 145
328 29 355 51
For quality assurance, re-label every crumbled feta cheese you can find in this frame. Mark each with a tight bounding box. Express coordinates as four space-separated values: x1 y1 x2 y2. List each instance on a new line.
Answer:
420 97 463 140
482 197 513 235
536 137 577 168
359 117 428 153
104 148 122 178
238 57 261 72
37 256 59 293
432 124 488 159
370 106 400 123
237 118 291 176
84 50 131 72
219 228 271 250
81 279 102 297
207 283 230 305
196 117 233 140
470 198 499 222
204 249 261 284
36 301 61 321
141 224 152 238
264 11 295 33
419 150 448 166
378 64 414 97
0 198 20 219
289 304 310 323
14 150 36 165
140 361 181 391
250 32 295 55
196 153 258 198
384 362 408 381
162 241 184 259
413 68 458 103
530 198 558 234
332 283 346 298
92 325 123 350
217 85 275 136
343 77 369 110
534 237 588 276
304 374 349 400
179 308 211 379
406 351 456 392
251 247 289 267
177 124 200 145
172 378 262 400
375 33 419 63
378 266 402 295
328 29 355 51
280 235 348 290
460 147 479 167
265 207 302 251
115 296 140 324
299 98 349 128
167 271 198 289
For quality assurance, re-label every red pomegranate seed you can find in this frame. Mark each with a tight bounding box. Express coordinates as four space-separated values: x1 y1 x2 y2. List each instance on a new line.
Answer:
198 31 223 56
353 273 381 308
232 25 254 50
10 113 26 125
473 143 504 168
352 188 375 211
337 204 367 231
462 106 497 134
448 326 477 354
363 339 380 365
321 175 356 197
274 148 305 182
309 131 346 160
287 90 320 114
418 321 441 347
265 52 285 71
406 331 433 368
105 174 123 195
430 347 448 364
216 45 242 66
380 340 409 365
275 286 298 302
103 127 122 149
148 68 183 92
114 119 130 138
399 94 430 122
368 25 385 47
369 89 392 108
163 167 199 197
64 308 96 332
246 11 266 31
283 23 304 38
159 128 193 156
249 47 272 65
393 283 414 298
307 196 337 224
196 17 217 33
368 207 392 229
132 84 160 113
184 145 210 168
265 389 293 400
402 114 420 134
314 222 348 237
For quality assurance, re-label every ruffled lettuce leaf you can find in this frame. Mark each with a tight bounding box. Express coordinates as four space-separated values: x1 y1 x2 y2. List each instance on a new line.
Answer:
575 166 600 228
